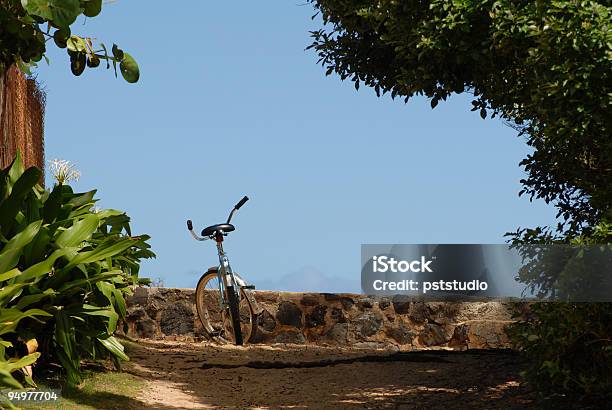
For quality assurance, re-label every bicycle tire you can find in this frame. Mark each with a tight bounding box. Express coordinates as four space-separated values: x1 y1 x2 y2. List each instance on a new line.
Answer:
195 269 255 345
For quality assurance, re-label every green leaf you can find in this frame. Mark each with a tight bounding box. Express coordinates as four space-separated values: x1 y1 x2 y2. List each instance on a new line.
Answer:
15 249 68 283
64 238 135 269
0 308 51 335
48 0 81 27
111 44 124 60
0 269 21 283
97 335 128 361
21 0 53 21
0 168 43 235
82 0 102 17
56 214 99 248
67 36 87 53
0 284 28 308
15 288 57 310
119 53 139 83
0 221 42 272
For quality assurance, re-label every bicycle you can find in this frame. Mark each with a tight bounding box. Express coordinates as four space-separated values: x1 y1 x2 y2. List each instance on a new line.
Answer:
186 196 261 345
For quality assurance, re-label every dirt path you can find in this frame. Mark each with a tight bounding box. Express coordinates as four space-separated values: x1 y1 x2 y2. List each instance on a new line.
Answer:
122 339 534 409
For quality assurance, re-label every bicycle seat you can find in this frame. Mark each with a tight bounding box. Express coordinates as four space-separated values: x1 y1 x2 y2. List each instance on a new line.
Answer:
201 223 235 237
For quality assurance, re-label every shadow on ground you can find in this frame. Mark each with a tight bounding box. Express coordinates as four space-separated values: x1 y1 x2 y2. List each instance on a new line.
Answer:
121 339 535 409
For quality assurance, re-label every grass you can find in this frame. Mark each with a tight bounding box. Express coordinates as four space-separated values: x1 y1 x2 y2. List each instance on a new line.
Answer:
18 366 146 410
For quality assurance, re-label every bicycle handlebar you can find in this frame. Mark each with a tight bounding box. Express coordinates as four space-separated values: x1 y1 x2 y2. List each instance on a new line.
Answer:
186 219 208 241
235 196 249 210
188 196 249 240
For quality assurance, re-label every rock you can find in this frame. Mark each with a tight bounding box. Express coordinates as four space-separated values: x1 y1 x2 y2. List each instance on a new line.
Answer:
354 312 383 338
276 301 303 328
353 341 389 349
323 294 354 310
356 298 373 309
386 320 415 345
128 286 149 305
450 320 511 349
300 293 321 307
135 318 158 339
257 309 277 333
417 323 453 346
326 323 348 343
339 297 355 310
378 299 391 310
408 302 430 324
392 295 411 314
159 303 194 335
123 287 519 349
273 331 306 344
254 291 280 304
427 302 460 325
126 307 147 321
330 307 346 323
305 305 327 328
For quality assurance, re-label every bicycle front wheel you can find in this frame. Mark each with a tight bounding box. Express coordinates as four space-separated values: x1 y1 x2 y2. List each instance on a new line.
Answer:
195 268 256 345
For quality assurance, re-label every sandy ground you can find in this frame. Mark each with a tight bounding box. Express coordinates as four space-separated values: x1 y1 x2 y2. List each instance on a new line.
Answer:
123 339 535 409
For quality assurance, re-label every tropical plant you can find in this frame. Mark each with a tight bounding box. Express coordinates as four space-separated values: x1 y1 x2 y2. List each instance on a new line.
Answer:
0 0 139 81
0 153 154 388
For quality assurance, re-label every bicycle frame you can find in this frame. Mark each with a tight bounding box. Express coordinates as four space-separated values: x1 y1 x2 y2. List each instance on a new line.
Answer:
212 239 262 315
215 237 238 308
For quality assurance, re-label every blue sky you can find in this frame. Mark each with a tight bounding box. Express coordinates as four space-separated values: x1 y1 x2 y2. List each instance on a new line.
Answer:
35 1 557 292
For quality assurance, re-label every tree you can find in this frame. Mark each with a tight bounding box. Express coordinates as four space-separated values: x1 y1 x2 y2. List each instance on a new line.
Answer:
308 0 611 241
0 0 139 82
308 0 611 401
0 0 140 169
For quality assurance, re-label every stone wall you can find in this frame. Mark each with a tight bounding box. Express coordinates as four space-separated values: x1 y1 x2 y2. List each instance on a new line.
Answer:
123 287 520 350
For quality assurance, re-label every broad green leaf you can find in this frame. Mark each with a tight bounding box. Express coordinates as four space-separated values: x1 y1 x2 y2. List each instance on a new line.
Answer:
97 336 128 361
0 368 23 390
82 0 102 17
67 36 87 53
15 249 68 283
0 284 28 308
15 288 57 310
112 288 127 318
0 168 43 234
0 269 21 283
56 214 99 248
1 352 40 372
0 221 42 272
0 308 51 335
20 0 53 22
67 190 96 208
120 53 139 83
0 250 21 275
48 0 81 27
65 239 135 269
58 271 122 293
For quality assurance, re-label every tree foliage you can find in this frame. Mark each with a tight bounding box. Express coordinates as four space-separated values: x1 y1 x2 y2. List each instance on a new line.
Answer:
308 0 611 401
0 0 139 82
308 0 611 240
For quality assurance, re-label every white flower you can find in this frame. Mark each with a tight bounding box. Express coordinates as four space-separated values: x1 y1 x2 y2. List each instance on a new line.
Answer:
47 159 81 185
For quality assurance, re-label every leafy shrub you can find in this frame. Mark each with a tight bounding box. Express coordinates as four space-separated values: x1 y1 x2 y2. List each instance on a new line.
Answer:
508 222 612 402
0 154 154 387
509 303 612 403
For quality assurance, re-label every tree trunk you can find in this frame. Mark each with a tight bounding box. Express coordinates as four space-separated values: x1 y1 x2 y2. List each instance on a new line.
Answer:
0 64 9 168
0 63 46 176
